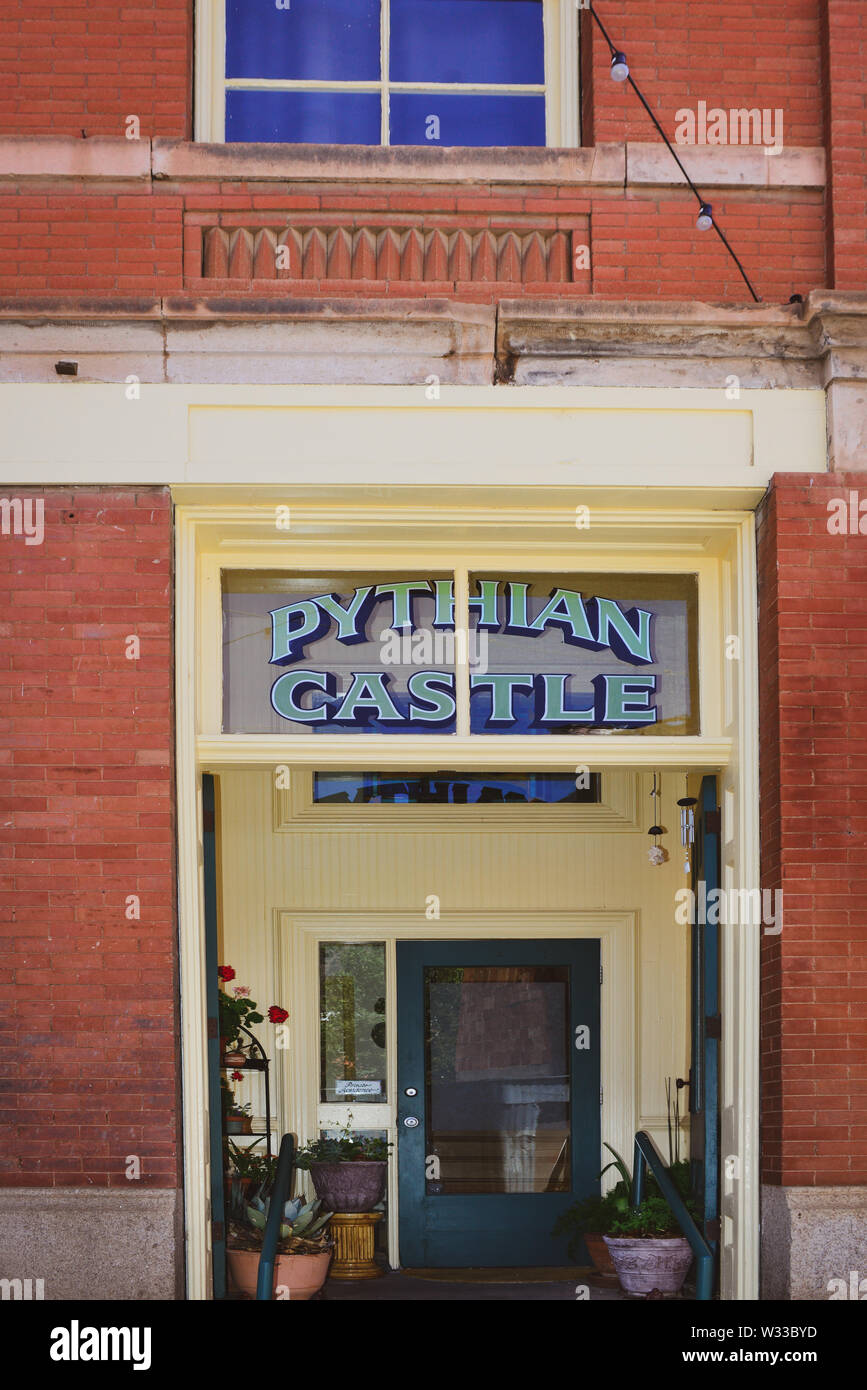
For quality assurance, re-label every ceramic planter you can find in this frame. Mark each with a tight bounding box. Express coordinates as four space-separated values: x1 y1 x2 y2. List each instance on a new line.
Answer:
225 1114 252 1135
309 1160 387 1213
584 1231 616 1275
226 1246 332 1301
603 1235 693 1296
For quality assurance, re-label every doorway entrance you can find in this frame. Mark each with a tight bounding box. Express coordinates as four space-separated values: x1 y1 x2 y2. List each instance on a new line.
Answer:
396 937 600 1266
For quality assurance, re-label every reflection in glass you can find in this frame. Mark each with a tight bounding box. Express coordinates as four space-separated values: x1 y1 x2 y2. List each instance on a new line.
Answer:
314 771 600 805
320 944 386 1104
425 965 570 1194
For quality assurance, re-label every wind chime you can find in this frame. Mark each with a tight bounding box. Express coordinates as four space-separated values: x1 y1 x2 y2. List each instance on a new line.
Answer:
646 771 667 865
678 775 698 876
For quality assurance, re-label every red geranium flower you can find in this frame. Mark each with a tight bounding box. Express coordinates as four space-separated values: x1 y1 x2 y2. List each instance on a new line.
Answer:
268 1005 289 1024
231 1070 244 1082
218 965 235 982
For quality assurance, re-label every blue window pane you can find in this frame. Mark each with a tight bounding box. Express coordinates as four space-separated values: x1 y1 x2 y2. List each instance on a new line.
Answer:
226 91 382 145
313 773 600 805
390 0 544 84
390 93 545 147
226 0 381 81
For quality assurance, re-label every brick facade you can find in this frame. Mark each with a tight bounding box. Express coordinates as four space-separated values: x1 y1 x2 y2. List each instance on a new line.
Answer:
583 2 824 148
758 473 867 1188
0 488 179 1191
0 0 865 1299
0 1 192 138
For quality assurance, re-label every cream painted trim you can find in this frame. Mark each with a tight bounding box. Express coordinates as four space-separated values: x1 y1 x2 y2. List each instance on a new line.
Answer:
0 386 825 487
175 500 760 1299
176 512 213 1301
202 735 733 770
277 911 637 1271
721 512 761 1302
195 0 577 148
273 769 641 832
194 0 225 144
202 542 723 741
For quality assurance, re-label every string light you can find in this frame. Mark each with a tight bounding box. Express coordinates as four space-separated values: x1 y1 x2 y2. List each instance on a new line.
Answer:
589 4 762 303
696 202 714 231
610 51 629 82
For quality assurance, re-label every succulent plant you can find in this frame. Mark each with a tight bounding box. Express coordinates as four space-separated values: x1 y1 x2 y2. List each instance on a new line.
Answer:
245 1193 333 1243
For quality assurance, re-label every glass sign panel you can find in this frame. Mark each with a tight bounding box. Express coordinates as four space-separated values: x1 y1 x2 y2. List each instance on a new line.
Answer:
222 571 456 735
222 571 698 735
468 572 698 736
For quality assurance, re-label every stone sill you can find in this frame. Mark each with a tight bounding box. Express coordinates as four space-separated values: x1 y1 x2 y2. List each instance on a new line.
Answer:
0 137 826 191
2 290 865 331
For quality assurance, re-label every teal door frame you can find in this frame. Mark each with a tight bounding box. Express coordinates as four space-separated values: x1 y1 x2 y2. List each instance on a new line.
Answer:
396 937 600 1267
202 773 227 1300
690 774 721 1275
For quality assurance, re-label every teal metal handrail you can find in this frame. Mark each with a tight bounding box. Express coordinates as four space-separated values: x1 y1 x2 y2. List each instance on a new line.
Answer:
632 1131 714 1301
255 1132 295 1301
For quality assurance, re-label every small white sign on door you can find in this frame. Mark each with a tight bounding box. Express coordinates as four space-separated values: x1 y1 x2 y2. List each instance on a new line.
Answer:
335 1080 382 1096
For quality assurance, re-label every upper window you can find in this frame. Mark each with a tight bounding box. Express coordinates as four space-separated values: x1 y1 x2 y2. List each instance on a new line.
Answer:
198 0 579 146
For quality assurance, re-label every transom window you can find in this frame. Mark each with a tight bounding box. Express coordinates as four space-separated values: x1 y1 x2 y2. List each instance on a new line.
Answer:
199 1 580 146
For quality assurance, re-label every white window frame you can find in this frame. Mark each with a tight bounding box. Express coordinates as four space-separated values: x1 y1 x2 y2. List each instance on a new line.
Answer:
195 0 580 146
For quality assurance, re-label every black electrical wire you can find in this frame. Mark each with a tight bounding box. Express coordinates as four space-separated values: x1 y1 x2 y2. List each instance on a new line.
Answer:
589 3 762 303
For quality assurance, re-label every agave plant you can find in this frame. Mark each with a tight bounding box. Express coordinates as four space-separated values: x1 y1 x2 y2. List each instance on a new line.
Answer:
244 1193 333 1243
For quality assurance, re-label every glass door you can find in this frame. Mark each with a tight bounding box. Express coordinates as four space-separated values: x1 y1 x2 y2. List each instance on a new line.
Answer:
396 938 600 1266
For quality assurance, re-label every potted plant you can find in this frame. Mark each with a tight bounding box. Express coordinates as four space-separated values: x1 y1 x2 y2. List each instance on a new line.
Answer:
226 1187 333 1300
552 1187 624 1276
225 1100 253 1135
294 1118 390 1213
599 1146 698 1297
217 965 288 1057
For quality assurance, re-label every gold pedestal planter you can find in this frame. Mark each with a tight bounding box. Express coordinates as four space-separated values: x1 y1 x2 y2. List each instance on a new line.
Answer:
328 1212 384 1280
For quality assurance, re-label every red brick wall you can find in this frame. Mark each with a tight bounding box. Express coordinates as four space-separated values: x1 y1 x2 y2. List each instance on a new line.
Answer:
758 473 867 1187
0 191 184 295
0 179 825 302
0 488 180 1189
587 0 824 148
822 0 867 290
0 1 192 138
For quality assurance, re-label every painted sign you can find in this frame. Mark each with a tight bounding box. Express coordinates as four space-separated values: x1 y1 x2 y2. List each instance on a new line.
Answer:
221 573 697 735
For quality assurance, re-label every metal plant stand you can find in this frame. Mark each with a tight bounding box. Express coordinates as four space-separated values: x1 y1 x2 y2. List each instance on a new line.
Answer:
221 1022 272 1157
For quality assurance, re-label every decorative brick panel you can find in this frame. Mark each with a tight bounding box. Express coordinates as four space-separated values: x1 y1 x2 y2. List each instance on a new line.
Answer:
199 223 579 286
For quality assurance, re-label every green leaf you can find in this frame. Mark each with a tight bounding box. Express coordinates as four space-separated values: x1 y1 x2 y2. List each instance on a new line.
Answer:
304 1212 333 1238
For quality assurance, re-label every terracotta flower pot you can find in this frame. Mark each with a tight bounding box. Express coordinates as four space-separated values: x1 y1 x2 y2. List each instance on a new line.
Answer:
584 1231 616 1275
603 1235 693 1296
309 1160 387 1213
226 1247 332 1301
226 1115 252 1135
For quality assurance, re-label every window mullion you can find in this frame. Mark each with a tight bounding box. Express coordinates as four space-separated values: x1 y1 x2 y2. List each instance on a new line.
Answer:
381 0 390 146
454 567 470 738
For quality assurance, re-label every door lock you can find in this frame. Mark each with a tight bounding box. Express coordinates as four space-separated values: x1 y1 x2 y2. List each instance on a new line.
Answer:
403 1115 420 1128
